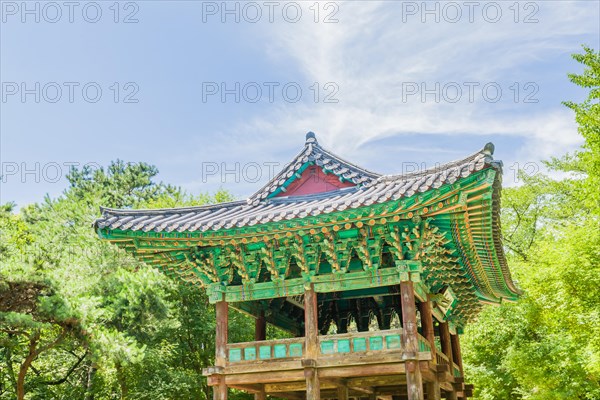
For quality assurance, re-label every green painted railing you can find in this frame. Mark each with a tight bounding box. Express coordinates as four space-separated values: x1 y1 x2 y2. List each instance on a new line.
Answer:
227 337 304 363
417 334 432 353
435 352 463 379
453 362 461 377
319 329 406 355
227 330 435 364
436 350 449 366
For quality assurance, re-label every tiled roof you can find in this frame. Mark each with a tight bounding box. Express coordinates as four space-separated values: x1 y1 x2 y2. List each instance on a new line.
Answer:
247 132 380 204
94 135 497 234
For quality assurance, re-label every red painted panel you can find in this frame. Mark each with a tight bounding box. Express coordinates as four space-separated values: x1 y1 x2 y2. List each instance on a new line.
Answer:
275 165 355 197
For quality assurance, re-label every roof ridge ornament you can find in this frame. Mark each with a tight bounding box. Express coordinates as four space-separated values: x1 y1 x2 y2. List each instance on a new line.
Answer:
305 131 317 144
483 142 495 156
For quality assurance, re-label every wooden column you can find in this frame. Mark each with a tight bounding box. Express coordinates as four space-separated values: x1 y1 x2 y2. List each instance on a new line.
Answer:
439 322 457 400
417 299 435 356
254 313 266 400
303 284 320 400
255 310 266 341
400 281 424 400
337 384 349 400
253 313 267 400
255 385 266 400
450 334 463 375
417 299 441 400
439 323 454 367
214 299 228 400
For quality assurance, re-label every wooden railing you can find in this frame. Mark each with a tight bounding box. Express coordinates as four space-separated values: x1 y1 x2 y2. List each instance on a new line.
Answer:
417 333 432 353
227 337 304 363
227 329 435 364
318 329 403 355
436 350 449 366
435 351 463 379
452 362 461 377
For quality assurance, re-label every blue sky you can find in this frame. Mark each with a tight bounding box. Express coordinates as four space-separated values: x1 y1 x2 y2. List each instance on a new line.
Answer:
1 0 599 206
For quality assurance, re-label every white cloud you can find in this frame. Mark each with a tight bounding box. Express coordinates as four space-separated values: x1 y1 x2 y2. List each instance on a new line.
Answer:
182 0 596 195
238 1 598 148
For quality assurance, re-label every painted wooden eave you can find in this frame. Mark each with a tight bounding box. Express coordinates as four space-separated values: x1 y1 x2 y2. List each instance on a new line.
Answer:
94 140 494 235
94 135 521 316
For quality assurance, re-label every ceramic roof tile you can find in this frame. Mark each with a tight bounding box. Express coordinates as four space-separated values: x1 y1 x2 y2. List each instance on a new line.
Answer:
95 138 499 234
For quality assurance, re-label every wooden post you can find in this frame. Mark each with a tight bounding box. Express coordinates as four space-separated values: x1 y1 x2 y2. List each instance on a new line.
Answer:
439 323 454 367
304 284 320 400
337 384 349 400
255 385 266 400
417 299 436 357
255 310 266 341
439 322 456 400
400 281 424 400
417 299 441 400
214 299 228 400
254 313 266 400
450 334 463 375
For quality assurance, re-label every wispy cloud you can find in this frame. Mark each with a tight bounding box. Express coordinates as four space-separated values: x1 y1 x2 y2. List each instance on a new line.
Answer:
202 1 595 180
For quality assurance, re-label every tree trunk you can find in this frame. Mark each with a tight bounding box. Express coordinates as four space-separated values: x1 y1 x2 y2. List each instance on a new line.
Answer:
16 331 40 400
84 363 97 400
4 337 18 393
115 363 128 399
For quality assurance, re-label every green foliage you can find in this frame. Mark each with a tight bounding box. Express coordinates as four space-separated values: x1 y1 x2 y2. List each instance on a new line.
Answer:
463 46 600 399
0 162 249 399
559 46 600 215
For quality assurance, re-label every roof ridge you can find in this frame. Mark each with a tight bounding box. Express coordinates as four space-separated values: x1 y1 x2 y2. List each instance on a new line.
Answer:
94 141 502 235
378 142 496 183
315 144 381 178
246 132 381 205
267 185 360 203
99 199 246 216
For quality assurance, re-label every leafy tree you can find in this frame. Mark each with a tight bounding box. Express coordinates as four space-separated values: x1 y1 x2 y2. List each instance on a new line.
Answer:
0 161 243 400
462 46 600 399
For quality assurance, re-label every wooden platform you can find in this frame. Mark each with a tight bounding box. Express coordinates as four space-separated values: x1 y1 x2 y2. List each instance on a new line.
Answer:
203 329 471 399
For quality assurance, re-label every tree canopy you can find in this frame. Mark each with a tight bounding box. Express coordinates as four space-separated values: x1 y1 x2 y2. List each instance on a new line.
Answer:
0 162 255 400
462 46 600 400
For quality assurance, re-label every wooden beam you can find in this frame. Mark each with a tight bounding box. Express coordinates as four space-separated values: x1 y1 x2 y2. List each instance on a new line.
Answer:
222 359 434 386
266 380 338 393
214 299 228 400
400 280 424 400
349 385 374 395
227 384 260 393
304 284 320 400
274 391 305 400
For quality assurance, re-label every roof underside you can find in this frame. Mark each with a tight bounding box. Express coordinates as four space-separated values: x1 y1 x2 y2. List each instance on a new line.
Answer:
95 134 520 328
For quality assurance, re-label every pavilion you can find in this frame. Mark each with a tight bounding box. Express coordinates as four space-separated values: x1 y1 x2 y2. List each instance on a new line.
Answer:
95 132 520 400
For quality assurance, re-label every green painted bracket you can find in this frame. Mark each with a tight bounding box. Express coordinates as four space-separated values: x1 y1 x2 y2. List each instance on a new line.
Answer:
396 260 422 282
206 261 423 303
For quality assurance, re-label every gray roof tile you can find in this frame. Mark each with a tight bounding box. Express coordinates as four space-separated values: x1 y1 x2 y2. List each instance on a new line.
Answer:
95 137 498 234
